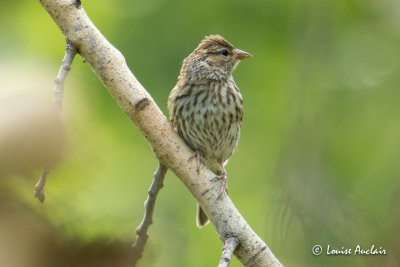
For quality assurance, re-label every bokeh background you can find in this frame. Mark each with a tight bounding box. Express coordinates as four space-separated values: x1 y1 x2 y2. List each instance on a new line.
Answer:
1 0 400 266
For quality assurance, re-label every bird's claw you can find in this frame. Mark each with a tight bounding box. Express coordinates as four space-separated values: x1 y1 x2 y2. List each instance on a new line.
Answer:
188 150 204 175
213 173 228 199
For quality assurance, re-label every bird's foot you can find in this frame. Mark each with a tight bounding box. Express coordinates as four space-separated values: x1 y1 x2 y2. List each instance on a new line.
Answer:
214 172 228 198
188 150 205 175
213 161 228 198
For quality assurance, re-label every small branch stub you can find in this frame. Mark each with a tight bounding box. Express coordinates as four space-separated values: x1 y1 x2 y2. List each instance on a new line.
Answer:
218 236 239 267
34 167 50 203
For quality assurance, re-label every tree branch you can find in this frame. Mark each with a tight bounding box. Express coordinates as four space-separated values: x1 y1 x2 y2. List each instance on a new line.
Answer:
37 0 283 266
219 236 239 267
132 164 167 265
34 43 77 203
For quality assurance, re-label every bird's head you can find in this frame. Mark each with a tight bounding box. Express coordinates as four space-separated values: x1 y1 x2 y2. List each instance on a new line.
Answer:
181 35 252 82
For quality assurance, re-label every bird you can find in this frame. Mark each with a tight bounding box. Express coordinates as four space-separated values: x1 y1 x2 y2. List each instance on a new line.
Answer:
168 34 251 227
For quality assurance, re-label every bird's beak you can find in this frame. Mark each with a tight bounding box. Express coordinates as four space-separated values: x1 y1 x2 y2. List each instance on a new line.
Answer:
235 49 252 60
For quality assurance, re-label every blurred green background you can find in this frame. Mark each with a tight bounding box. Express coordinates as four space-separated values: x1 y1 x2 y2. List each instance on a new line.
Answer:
1 0 400 266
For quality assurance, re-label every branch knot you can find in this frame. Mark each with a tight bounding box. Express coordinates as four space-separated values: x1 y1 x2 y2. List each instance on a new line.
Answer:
135 98 150 111
74 0 81 8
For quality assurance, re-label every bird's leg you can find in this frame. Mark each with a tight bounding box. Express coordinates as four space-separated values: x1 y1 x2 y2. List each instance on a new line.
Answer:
215 162 227 197
188 150 205 174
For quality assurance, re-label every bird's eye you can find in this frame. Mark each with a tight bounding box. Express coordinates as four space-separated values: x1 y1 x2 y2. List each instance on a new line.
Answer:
220 49 229 56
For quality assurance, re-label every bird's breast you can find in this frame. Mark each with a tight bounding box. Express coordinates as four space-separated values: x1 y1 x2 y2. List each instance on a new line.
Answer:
172 80 242 164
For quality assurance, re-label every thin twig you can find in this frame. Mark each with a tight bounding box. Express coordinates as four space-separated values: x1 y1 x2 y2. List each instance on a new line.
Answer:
218 236 239 267
34 42 77 203
53 42 77 111
132 164 168 265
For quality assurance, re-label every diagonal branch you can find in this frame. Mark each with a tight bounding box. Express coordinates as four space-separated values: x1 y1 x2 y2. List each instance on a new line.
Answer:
34 42 77 203
132 164 167 265
37 0 283 266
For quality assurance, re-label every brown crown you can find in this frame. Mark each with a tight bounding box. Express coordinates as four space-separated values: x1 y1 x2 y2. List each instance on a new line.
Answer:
197 35 234 50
